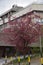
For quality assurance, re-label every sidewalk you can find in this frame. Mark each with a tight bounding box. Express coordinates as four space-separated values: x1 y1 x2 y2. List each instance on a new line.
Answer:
31 57 40 65
0 55 41 65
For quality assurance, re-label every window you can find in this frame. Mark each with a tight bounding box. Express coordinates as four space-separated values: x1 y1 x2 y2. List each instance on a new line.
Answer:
4 17 8 23
34 17 41 23
41 19 43 23
0 18 3 25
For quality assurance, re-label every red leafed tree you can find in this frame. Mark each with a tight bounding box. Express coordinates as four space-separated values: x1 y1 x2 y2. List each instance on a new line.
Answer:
0 13 41 53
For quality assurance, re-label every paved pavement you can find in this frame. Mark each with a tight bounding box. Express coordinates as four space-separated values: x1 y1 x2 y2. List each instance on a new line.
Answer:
31 57 41 65
0 55 41 65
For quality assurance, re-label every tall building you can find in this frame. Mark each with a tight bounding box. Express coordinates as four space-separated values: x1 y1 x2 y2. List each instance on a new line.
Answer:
0 2 43 57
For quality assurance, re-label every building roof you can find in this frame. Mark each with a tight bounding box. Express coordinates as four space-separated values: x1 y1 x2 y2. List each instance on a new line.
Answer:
0 2 43 18
0 41 16 46
0 5 24 18
12 2 43 19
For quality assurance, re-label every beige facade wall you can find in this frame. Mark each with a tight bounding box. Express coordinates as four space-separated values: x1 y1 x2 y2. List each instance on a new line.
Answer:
32 4 43 11
0 3 43 46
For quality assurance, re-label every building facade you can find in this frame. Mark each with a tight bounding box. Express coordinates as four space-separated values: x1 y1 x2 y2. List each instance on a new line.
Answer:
0 2 43 57
0 5 24 57
0 5 24 30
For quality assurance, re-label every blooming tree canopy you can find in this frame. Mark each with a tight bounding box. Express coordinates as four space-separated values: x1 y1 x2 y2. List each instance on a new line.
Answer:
0 12 41 53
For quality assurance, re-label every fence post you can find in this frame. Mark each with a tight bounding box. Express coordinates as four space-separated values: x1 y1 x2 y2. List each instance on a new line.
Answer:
40 57 43 65
10 56 14 65
28 56 30 65
18 56 20 65
5 56 7 64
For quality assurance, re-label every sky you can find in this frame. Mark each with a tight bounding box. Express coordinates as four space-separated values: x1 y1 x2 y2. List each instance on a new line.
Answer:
0 0 43 15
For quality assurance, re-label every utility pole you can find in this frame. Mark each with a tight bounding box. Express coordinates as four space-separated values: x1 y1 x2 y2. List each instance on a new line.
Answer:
39 35 42 57
39 27 43 65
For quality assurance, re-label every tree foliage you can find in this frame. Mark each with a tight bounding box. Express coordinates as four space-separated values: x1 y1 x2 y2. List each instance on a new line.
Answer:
0 12 40 53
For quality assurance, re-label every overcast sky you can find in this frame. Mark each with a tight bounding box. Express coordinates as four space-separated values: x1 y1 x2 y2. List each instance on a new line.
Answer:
0 0 43 15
